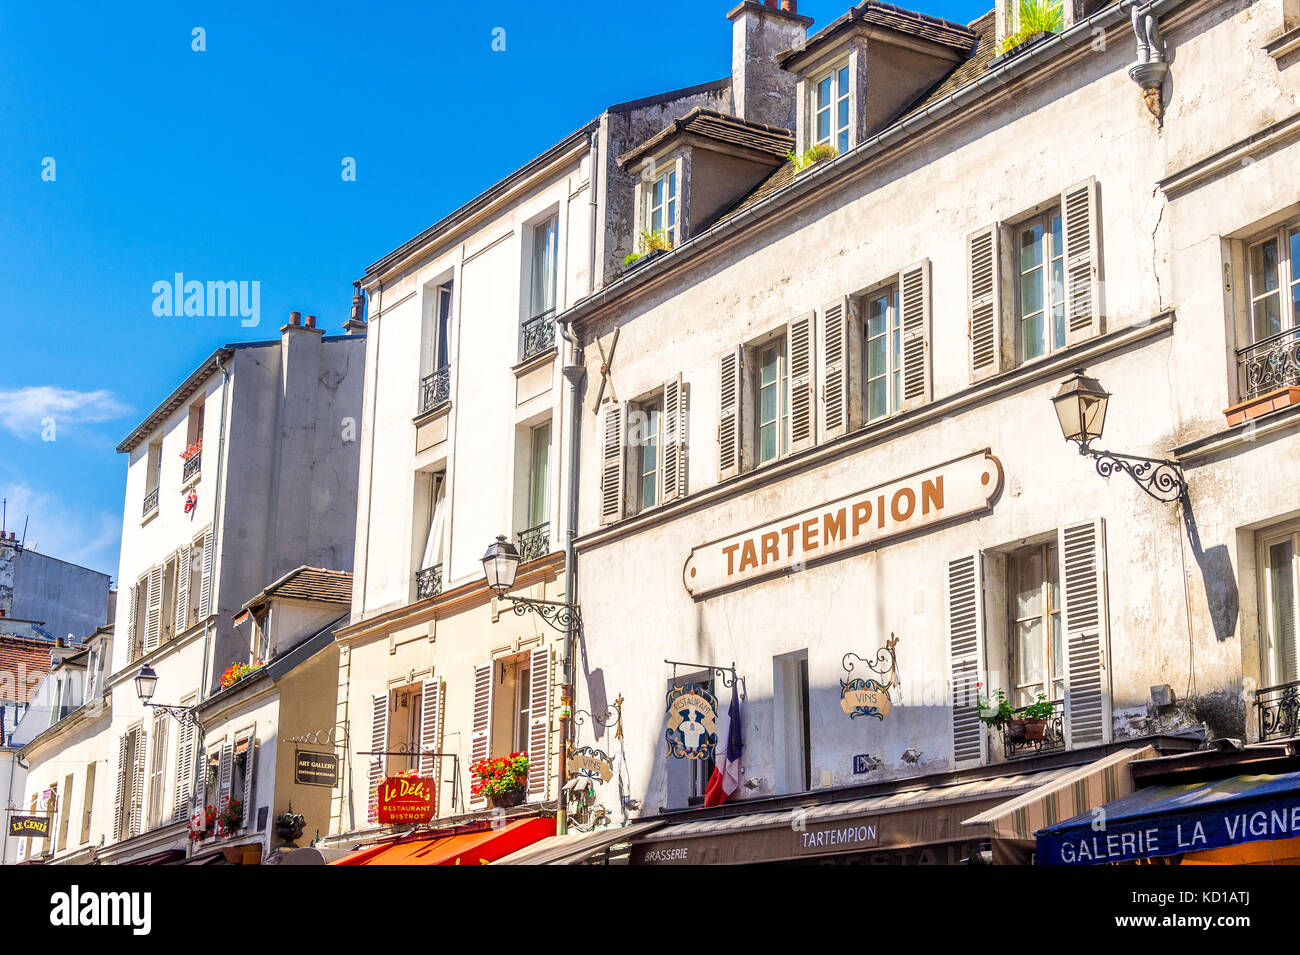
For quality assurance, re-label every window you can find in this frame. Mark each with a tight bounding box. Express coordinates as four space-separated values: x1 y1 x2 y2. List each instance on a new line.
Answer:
416 471 446 599
1016 209 1066 362
774 650 811 794
756 340 788 465
646 167 678 245
130 579 148 660
633 396 663 511
491 653 533 758
530 215 558 319
230 736 252 829
434 281 453 371
812 63 850 154
1260 527 1300 688
161 554 178 643
864 284 901 421
146 711 168 830
527 422 551 529
143 439 162 515
386 683 423 774
1248 225 1300 344
186 540 203 628
1008 542 1064 708
115 725 145 840
80 762 95 844
58 774 73 852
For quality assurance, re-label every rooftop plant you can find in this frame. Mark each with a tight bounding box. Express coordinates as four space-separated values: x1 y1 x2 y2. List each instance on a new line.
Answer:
999 0 1064 54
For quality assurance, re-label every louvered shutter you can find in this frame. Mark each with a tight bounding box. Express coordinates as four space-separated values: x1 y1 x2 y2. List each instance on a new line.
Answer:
217 741 233 810
598 402 625 525
900 260 932 409
194 749 209 821
130 727 146 836
947 553 987 767
968 225 1002 381
718 346 744 480
661 375 687 503
113 733 129 840
1060 519 1112 748
820 297 852 441
144 567 163 652
198 528 214 618
418 679 444 815
787 312 815 453
174 545 190 635
367 693 388 803
526 647 551 798
173 718 193 822
240 738 257 831
127 585 140 662
469 663 494 809
1062 177 1102 346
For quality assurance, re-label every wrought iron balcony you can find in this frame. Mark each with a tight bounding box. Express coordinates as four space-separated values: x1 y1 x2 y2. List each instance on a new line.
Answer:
142 487 160 516
415 563 443 601
520 309 557 361
420 365 451 414
999 698 1065 759
516 522 551 563
1256 680 1300 742
182 452 201 483
1237 325 1300 400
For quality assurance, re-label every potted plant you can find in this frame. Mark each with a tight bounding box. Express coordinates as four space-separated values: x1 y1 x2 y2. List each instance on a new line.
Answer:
623 228 673 269
997 0 1064 56
1017 693 1056 741
216 795 243 838
274 808 306 846
977 686 1015 730
219 660 264 690
469 752 529 808
189 804 216 842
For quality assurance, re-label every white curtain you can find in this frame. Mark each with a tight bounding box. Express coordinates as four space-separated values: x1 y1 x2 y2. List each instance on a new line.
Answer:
421 478 446 570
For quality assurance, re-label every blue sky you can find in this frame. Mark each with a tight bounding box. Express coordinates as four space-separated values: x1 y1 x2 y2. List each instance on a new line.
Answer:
0 0 988 579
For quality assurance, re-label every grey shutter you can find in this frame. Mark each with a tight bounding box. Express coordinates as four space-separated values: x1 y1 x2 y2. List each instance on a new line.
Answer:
194 749 209 820
113 733 129 840
787 312 816 453
947 553 987 767
198 528 215 619
469 662 493 809
217 741 233 810
527 647 551 798
130 727 146 836
900 260 932 409
598 402 625 525
1060 519 1112 748
718 346 744 480
127 585 141 662
820 297 852 441
968 225 1002 381
144 566 163 652
174 545 190 635
1062 177 1102 346
661 375 687 504
367 693 388 804
240 737 257 830
418 679 444 814
173 718 193 822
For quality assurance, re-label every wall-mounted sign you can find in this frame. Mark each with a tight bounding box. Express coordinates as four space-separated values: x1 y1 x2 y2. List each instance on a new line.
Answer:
294 751 339 787
568 746 615 783
665 683 718 760
8 815 50 838
853 754 882 774
375 775 437 825
841 634 900 721
683 450 1002 597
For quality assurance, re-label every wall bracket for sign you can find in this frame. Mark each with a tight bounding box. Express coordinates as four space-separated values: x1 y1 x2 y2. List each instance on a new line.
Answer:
841 634 900 721
282 726 347 749
664 659 746 700
354 746 463 815
572 694 623 741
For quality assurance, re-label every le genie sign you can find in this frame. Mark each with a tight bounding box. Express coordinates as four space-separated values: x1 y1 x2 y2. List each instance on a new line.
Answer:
683 450 1002 597
376 775 437 825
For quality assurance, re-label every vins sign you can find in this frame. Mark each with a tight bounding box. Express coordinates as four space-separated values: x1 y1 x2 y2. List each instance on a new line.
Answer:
376 775 437 825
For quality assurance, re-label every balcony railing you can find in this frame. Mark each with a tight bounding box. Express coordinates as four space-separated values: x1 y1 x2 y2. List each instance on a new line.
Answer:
999 699 1065 759
182 452 201 483
520 309 556 361
1237 325 1300 401
1256 680 1300 742
142 487 160 516
420 365 451 415
516 522 550 563
416 563 443 601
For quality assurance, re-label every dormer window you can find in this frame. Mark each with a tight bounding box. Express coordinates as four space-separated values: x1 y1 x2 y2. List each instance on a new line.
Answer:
647 167 679 246
812 62 850 155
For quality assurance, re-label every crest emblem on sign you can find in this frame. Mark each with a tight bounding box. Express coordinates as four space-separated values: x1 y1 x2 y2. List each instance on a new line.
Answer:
664 682 719 760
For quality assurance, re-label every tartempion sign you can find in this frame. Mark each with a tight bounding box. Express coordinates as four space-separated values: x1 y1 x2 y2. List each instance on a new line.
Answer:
665 683 718 760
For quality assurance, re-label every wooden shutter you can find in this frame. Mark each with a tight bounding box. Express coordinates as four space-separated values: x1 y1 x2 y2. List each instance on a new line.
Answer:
900 260 932 409
718 346 744 480
240 737 257 830
175 544 191 635
173 718 194 822
198 528 215 618
143 566 163 653
418 679 444 814
598 402 625 525
787 312 815 453
127 585 140 662
661 375 687 504
367 693 388 801
968 225 1002 381
1062 177 1102 346
469 662 494 809
130 727 146 836
947 553 987 767
527 647 551 798
216 741 233 810
820 297 852 441
1060 519 1111 748
113 733 129 840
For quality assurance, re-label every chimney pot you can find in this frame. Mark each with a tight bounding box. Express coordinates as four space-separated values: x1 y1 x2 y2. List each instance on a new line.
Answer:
781 0 796 11
305 314 317 328
290 311 301 325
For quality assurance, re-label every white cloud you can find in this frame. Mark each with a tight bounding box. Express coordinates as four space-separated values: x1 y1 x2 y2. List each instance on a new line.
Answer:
0 386 129 439
0 482 120 577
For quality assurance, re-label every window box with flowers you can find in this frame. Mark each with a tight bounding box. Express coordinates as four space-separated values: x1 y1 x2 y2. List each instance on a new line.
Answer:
216 795 243 837
470 753 529 808
189 804 217 843
180 439 203 487
220 660 264 691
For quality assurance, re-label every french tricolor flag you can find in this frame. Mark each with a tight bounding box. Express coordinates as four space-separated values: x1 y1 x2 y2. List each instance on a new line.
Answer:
704 683 743 807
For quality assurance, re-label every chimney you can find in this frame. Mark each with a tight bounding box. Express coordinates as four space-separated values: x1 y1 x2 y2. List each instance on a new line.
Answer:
289 311 301 326
728 0 812 130
305 314 317 328
344 281 368 335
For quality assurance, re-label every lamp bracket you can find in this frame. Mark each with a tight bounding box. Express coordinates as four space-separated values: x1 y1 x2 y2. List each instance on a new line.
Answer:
1080 443 1186 504
503 595 583 636
145 702 204 734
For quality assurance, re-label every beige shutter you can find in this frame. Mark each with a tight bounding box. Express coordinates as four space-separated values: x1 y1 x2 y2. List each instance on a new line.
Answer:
469 662 494 809
174 544 190 635
598 402 625 525
900 260 932 409
173 718 193 822
194 749 208 821
820 297 852 441
240 737 257 830
968 225 1002 381
113 733 129 840
1062 177 1102 346
143 567 163 653
367 693 388 801
126 585 141 662
527 647 551 798
198 528 215 618
718 346 744 480
130 727 146 837
787 312 815 453
947 553 987 767
661 375 687 504
1060 519 1111 748
418 679 444 814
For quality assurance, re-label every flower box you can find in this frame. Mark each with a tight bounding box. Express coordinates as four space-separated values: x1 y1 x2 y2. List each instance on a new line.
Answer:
1223 386 1300 427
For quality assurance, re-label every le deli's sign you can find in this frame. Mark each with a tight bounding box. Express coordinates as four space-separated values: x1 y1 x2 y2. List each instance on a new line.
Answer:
376 775 437 825
683 450 1002 597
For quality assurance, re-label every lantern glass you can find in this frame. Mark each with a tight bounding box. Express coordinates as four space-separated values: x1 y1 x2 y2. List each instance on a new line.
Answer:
481 535 521 596
134 664 158 703
1052 373 1109 446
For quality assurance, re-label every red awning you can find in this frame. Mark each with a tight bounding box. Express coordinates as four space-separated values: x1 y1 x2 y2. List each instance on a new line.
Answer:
331 818 556 866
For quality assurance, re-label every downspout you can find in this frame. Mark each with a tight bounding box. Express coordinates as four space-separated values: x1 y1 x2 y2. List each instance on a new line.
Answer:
556 319 586 836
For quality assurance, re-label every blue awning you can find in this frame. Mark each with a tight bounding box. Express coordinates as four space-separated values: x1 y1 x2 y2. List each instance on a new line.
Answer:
1036 771 1300 865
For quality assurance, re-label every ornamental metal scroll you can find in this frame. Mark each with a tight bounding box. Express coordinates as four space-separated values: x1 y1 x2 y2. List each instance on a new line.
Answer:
840 633 900 721
568 695 622 782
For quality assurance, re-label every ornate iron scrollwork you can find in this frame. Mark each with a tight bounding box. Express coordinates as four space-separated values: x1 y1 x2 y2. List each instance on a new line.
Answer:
1082 445 1186 504
420 364 451 414
1257 680 1300 743
416 564 443 600
516 522 550 563
506 596 582 636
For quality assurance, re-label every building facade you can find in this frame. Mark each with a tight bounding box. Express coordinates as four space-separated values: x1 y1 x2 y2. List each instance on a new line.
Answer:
0 533 112 645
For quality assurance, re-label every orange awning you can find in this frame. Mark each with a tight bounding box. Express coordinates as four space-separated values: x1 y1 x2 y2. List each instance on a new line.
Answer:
331 818 556 866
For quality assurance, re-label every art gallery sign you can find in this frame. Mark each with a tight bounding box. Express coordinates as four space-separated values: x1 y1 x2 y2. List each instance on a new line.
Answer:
683 450 1003 597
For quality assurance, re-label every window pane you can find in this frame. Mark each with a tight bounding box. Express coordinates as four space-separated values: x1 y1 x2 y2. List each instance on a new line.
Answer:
817 75 832 108
1014 619 1046 705
1268 540 1297 683
1019 223 1043 273
1291 229 1300 322
816 110 830 143
1254 294 1282 341
1252 239 1280 293
1013 550 1044 619
867 378 886 420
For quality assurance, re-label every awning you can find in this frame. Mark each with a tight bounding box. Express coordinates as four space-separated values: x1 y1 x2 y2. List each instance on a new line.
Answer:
1036 770 1300 865
630 767 1077 865
493 820 663 865
331 817 555 866
962 745 1155 863
123 848 188 865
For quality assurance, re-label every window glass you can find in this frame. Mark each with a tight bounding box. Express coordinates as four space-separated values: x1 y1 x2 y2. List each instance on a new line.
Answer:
1009 543 1063 707
1266 538 1298 685
435 283 453 370
1018 212 1066 362
639 404 661 510
758 343 783 463
527 423 551 528
865 287 901 421
1250 238 1282 342
813 65 850 153
530 216 558 317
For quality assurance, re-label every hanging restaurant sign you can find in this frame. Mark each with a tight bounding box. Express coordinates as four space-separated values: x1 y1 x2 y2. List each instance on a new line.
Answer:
683 450 1002 598
8 815 51 837
841 634 900 721
665 682 719 760
568 746 615 783
375 775 437 825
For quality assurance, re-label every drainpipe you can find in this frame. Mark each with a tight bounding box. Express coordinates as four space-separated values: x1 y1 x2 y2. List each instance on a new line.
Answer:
556 319 586 836
588 130 600 295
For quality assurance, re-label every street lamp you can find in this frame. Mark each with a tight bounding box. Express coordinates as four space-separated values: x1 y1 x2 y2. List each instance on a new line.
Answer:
134 664 158 704
480 535 581 634
1051 370 1186 504
481 534 521 597
134 664 203 731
